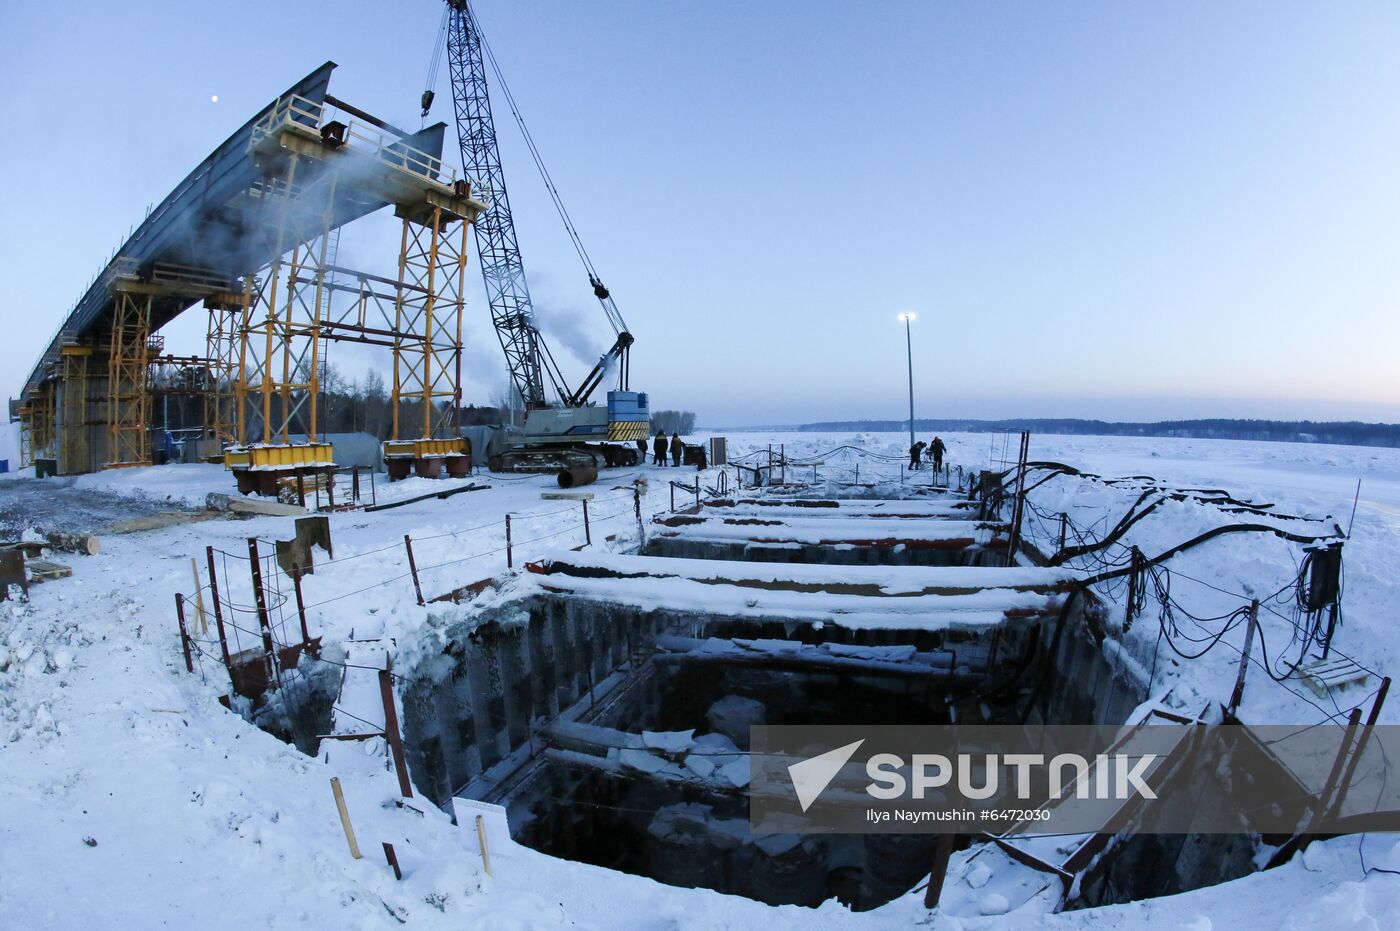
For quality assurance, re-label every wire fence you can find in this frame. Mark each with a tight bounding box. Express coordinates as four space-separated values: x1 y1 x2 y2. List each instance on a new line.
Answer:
170 478 721 699
1007 463 1381 728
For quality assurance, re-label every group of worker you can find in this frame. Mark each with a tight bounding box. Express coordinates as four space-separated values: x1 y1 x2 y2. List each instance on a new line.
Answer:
909 435 947 471
638 430 687 467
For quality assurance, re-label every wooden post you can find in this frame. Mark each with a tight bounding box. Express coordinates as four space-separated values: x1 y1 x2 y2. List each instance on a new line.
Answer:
633 483 643 540
379 666 414 799
175 593 194 672
1058 513 1068 556
1227 601 1258 718
694 481 700 508
505 514 514 569
475 814 493 876
923 833 956 908
669 482 675 511
205 546 232 668
246 538 278 686
404 534 424 606
330 777 362 859
780 444 785 484
190 558 209 633
582 499 591 546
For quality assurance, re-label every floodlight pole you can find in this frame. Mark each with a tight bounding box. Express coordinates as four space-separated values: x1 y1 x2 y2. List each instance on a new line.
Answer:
900 313 916 451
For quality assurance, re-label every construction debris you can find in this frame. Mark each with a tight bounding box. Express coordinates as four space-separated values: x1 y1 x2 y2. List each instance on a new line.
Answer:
276 516 333 576
206 493 308 517
24 559 72 583
41 532 99 556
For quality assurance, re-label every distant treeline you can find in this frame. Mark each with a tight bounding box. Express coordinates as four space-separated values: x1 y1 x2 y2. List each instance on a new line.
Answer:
788 418 1400 449
651 410 697 434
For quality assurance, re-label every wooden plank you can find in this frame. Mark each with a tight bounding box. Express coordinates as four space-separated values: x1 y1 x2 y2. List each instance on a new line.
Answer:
25 559 73 581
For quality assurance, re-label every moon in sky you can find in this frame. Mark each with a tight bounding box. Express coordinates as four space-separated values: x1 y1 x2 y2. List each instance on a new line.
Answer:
211 95 219 103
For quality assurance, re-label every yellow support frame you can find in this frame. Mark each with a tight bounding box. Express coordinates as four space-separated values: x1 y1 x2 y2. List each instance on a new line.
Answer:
390 206 469 442
17 386 56 470
382 437 467 459
106 285 154 468
205 294 245 447
60 345 94 474
223 442 334 470
235 154 336 446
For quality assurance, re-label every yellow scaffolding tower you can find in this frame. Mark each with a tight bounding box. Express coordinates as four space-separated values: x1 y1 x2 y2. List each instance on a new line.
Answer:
106 283 155 467
223 92 484 489
17 384 56 470
60 344 94 474
391 204 470 441
236 153 336 446
205 293 245 446
16 401 34 468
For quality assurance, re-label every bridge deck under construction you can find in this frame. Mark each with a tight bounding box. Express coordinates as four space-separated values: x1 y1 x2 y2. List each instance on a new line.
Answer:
12 61 485 475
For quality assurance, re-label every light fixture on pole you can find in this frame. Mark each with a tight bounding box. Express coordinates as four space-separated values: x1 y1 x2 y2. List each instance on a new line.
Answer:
897 312 916 454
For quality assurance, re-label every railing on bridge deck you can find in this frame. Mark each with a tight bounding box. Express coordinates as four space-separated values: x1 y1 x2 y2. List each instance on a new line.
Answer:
251 93 490 205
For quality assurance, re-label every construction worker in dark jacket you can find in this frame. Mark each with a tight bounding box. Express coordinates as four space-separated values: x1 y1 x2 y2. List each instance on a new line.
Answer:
929 436 946 472
670 432 684 467
910 440 926 470
635 437 648 463
652 431 668 466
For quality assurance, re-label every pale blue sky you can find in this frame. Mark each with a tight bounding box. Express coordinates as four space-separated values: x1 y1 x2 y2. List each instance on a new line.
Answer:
2 1 1398 426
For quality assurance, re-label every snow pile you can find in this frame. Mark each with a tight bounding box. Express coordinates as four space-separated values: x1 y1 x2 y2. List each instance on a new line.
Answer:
2 439 1399 927
71 462 228 509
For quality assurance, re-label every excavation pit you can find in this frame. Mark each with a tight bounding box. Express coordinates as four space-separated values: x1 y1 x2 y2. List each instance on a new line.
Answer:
506 642 1039 910
396 561 1116 911
381 482 1299 913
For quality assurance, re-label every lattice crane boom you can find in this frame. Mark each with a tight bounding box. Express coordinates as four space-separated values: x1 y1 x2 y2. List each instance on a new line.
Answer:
439 0 634 412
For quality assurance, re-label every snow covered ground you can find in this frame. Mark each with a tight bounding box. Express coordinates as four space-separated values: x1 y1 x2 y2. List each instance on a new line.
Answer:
1 432 1397 928
719 431 1400 728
